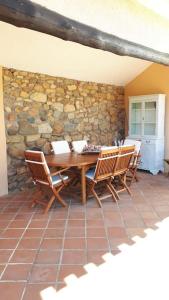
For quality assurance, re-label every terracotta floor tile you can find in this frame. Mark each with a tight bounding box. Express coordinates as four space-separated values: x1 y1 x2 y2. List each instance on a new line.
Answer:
65 227 85 238
58 265 86 282
29 264 58 283
86 219 104 227
0 282 25 300
28 220 48 228
23 229 45 238
2 264 32 281
109 238 134 250
57 282 67 291
0 250 13 263
0 264 5 275
67 220 85 227
64 238 85 250
124 218 145 228
44 228 64 238
87 250 108 265
103 212 124 227
68 211 85 219
40 238 63 250
86 209 103 220
48 220 66 228
126 227 147 238
50 211 68 219
0 239 19 249
10 249 37 263
1 229 24 238
107 227 128 238
0 214 15 220
87 238 109 250
17 238 41 250
87 227 106 237
9 220 29 228
0 220 10 229
61 250 86 265
15 213 32 220
23 283 56 300
35 250 61 264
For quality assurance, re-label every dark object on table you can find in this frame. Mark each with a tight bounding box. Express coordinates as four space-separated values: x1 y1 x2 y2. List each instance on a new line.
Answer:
82 144 101 154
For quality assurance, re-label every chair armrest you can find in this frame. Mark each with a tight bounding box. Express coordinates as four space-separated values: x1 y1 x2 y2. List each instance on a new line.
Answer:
50 167 70 176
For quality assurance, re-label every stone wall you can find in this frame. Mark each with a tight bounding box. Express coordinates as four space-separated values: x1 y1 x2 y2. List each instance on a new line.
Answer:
3 68 125 191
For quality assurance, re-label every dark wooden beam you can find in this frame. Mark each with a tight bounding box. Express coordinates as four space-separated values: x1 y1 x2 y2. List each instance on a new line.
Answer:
0 0 169 65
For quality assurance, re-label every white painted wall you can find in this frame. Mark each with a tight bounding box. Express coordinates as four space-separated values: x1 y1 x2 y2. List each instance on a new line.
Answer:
0 66 8 196
0 22 151 85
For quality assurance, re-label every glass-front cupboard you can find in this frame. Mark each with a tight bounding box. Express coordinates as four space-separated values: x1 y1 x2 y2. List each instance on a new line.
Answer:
128 94 165 174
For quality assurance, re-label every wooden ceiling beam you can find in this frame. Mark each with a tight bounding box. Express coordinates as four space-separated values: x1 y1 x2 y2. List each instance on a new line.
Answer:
0 0 169 65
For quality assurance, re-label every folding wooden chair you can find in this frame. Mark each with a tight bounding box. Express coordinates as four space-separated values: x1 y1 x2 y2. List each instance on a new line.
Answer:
123 139 141 184
72 140 88 153
51 141 71 154
111 145 135 200
25 150 70 213
85 148 119 207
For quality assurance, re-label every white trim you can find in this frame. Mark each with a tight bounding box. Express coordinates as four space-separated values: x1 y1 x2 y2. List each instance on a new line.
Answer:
25 159 46 165
0 66 8 196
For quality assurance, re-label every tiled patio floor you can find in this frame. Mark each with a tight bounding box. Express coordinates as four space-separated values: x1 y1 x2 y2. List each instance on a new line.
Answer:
0 171 169 299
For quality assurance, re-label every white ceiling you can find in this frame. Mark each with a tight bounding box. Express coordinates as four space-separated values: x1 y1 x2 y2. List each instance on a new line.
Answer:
1 0 169 85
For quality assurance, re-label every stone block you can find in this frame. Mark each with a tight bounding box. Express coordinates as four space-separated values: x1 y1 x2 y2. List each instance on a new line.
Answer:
53 103 64 112
6 135 24 143
64 104 75 112
25 134 41 142
38 122 53 134
8 142 26 159
36 138 46 147
6 121 19 135
30 92 47 103
53 121 64 134
19 121 38 135
20 91 29 98
68 85 77 91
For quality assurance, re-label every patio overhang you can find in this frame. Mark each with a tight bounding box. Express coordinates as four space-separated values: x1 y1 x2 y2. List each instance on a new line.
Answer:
0 0 169 66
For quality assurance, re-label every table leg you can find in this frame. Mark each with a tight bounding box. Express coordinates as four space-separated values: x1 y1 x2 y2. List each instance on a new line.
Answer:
81 166 87 204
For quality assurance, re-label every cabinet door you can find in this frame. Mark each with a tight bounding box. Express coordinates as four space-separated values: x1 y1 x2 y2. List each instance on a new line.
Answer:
130 101 142 136
139 140 156 171
143 101 156 137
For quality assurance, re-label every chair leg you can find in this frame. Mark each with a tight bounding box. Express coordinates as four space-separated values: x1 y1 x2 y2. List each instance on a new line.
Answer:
127 167 139 186
52 187 67 207
109 180 120 200
106 180 118 203
89 182 102 207
31 186 43 208
44 195 55 214
120 174 132 196
91 187 102 207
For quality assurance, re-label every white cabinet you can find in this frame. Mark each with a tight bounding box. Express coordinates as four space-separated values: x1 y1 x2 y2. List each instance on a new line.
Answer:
128 94 165 175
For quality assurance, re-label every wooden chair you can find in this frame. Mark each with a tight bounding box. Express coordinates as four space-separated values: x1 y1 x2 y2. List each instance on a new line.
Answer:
51 141 71 154
111 145 135 200
25 150 70 213
123 139 141 184
72 140 88 153
85 148 119 207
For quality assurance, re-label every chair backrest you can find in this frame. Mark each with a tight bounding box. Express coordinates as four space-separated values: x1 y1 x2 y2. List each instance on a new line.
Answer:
51 141 71 154
72 140 88 153
123 139 141 154
25 150 52 186
114 145 135 176
94 148 119 181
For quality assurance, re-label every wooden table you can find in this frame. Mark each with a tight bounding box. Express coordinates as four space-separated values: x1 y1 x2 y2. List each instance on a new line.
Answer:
46 152 98 204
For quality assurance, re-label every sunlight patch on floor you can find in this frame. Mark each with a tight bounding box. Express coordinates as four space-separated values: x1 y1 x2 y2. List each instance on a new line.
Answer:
40 217 169 299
